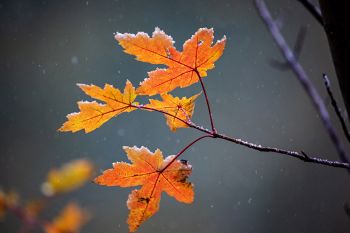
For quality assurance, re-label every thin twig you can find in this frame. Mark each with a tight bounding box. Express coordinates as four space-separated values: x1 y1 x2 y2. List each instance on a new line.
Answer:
134 103 349 169
195 69 216 133
323 74 350 142
160 135 212 172
270 26 307 70
297 0 323 25
215 133 349 168
255 0 350 171
135 104 193 127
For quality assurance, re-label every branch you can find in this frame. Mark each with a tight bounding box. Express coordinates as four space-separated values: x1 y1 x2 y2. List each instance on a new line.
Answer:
215 133 349 168
270 26 307 70
135 104 194 127
318 1 350 124
160 135 212 172
135 102 349 169
323 74 350 142
255 0 350 171
297 0 323 25
195 69 216 133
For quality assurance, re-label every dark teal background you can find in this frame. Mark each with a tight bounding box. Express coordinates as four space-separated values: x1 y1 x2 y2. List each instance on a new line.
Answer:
1 0 350 232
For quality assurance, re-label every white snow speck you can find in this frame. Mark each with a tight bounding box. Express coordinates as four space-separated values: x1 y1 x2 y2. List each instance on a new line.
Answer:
248 198 252 204
71 56 79 64
117 128 125 137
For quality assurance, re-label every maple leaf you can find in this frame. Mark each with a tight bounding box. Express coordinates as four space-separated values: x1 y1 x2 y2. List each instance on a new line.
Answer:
59 80 138 133
115 27 226 95
41 159 94 196
146 93 200 131
44 202 89 233
94 146 194 232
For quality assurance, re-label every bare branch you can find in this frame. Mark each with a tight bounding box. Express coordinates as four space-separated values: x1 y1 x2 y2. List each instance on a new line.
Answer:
297 0 323 25
254 0 350 171
270 26 307 70
323 74 350 142
318 1 350 123
136 99 349 169
214 133 349 169
195 69 216 133
160 135 212 172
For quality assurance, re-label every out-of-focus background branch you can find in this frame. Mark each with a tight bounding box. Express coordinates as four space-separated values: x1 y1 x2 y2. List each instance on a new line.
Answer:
255 0 349 169
318 1 350 124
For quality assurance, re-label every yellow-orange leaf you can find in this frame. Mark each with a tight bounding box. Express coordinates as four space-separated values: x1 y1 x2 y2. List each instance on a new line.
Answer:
41 159 94 196
115 27 226 95
94 146 193 232
146 93 200 131
44 203 89 233
59 80 138 133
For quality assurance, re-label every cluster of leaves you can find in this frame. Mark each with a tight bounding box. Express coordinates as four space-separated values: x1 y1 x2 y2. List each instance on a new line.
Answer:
59 27 226 232
0 159 94 233
59 27 225 134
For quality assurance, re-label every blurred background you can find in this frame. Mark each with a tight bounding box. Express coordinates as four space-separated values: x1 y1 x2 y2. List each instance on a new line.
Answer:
1 0 350 232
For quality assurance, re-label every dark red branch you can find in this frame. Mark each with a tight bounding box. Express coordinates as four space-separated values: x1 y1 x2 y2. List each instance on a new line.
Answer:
215 133 349 168
135 103 350 169
194 69 216 133
135 104 193 127
160 135 212 172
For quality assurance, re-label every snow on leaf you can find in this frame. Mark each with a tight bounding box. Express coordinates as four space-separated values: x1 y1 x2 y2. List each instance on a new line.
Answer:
115 27 226 95
94 146 194 232
146 93 200 131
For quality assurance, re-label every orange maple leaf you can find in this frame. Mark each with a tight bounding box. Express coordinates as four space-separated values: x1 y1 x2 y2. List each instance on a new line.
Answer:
94 146 194 232
146 93 200 131
59 80 138 133
115 27 226 95
44 202 89 233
